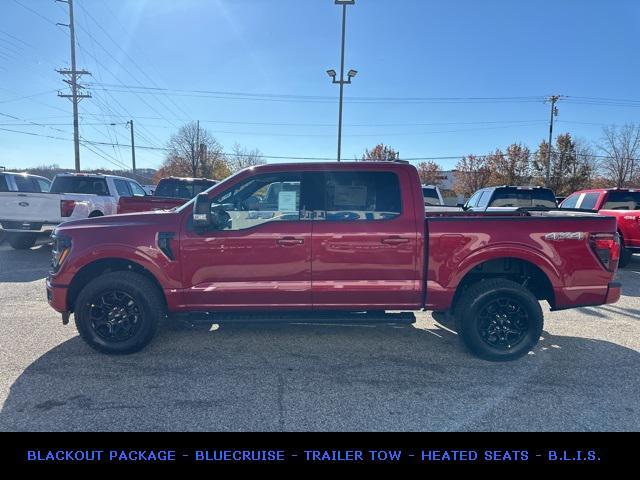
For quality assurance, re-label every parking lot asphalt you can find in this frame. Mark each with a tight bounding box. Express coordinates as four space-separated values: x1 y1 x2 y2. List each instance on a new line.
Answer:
0 239 638 432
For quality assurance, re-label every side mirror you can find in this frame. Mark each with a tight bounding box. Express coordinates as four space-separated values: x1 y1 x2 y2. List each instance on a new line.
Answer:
193 193 211 229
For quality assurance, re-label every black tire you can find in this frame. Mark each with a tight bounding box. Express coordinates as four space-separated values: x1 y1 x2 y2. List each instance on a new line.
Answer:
7 232 37 250
619 246 633 268
88 211 103 218
455 278 543 361
74 271 164 354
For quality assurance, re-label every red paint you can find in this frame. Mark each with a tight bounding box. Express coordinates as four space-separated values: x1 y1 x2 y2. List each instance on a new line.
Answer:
117 196 184 214
47 162 621 316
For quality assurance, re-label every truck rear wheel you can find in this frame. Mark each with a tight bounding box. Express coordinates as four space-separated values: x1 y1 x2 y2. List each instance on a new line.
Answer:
74 271 164 354
455 278 543 361
7 232 37 250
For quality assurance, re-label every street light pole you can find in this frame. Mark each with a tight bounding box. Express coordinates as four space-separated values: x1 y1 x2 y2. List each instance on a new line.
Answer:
126 120 136 173
327 0 356 162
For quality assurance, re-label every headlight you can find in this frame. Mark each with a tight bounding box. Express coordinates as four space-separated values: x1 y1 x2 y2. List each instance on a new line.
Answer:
51 233 72 273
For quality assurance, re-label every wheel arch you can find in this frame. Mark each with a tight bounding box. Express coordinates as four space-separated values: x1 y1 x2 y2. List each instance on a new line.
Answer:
67 258 166 312
451 256 556 312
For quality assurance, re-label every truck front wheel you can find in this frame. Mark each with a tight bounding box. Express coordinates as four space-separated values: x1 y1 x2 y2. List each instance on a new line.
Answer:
7 232 37 250
455 279 543 361
74 271 164 354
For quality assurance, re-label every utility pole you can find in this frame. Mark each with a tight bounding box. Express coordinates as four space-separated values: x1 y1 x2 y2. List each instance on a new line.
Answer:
126 120 136 173
545 95 562 186
327 0 357 162
56 0 90 172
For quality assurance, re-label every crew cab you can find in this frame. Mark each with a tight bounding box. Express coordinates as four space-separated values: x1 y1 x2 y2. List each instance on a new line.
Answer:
0 173 146 249
465 186 557 212
117 177 218 214
560 188 640 267
47 162 621 361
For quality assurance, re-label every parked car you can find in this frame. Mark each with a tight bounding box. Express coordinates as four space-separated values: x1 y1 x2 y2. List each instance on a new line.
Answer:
0 173 146 249
464 185 558 212
117 177 218 214
560 188 640 267
46 162 621 360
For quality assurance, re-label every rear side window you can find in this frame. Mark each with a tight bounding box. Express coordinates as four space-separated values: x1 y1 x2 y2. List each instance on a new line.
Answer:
490 188 556 208
13 175 40 192
603 191 640 210
113 179 132 197
422 187 440 206
319 171 402 221
0 175 9 192
50 177 110 195
155 179 216 199
579 193 600 210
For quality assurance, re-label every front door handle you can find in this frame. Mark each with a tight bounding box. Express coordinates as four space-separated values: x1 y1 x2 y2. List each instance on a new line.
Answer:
277 237 304 246
381 236 409 245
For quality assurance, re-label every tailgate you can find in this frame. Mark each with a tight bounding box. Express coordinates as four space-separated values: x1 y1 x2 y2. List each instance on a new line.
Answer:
0 192 62 227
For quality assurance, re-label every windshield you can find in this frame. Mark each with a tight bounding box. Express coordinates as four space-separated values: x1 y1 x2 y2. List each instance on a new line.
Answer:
155 179 217 199
50 176 109 195
422 187 441 206
603 191 640 210
489 188 557 208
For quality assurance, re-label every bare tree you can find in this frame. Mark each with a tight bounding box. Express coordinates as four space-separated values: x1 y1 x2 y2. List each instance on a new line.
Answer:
598 124 640 188
227 143 266 173
166 122 226 178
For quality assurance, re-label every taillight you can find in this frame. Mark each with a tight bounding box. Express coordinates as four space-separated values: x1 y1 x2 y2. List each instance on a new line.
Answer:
589 232 620 271
60 200 76 217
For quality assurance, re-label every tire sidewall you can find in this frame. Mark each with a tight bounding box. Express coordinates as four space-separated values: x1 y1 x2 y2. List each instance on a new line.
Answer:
459 284 543 361
75 275 159 354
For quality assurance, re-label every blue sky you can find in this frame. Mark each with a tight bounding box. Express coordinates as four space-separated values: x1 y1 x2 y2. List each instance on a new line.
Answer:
1 0 639 174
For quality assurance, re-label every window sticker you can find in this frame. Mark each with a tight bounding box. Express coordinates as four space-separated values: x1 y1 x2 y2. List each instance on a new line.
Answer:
278 191 297 212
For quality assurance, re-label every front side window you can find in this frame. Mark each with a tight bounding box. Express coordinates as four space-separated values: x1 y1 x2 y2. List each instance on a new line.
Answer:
128 181 147 197
465 191 482 208
319 171 401 221
477 191 491 209
13 175 38 192
36 178 51 192
211 173 301 230
560 193 580 209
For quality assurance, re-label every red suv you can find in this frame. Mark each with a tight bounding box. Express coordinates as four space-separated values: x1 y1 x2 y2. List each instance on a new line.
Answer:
561 188 640 266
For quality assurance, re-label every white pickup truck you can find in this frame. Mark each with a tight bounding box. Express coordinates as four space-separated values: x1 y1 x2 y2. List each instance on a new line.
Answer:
0 173 147 249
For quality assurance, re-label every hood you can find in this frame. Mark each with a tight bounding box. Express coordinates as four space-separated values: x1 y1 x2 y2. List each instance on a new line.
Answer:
55 210 180 234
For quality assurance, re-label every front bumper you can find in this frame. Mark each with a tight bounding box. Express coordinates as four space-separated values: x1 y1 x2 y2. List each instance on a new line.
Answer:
46 278 69 314
605 281 621 305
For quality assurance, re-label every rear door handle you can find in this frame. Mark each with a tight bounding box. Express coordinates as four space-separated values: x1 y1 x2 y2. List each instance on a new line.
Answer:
381 236 409 245
277 237 304 246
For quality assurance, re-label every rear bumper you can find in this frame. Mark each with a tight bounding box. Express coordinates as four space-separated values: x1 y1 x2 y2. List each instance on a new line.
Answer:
605 281 622 305
0 220 57 234
46 278 69 314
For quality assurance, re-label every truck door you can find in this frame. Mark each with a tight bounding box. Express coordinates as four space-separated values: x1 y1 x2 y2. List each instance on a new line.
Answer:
309 169 421 309
179 171 313 309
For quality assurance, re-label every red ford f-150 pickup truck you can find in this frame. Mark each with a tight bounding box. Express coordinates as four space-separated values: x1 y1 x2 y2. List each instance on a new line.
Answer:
560 188 640 267
47 162 621 361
